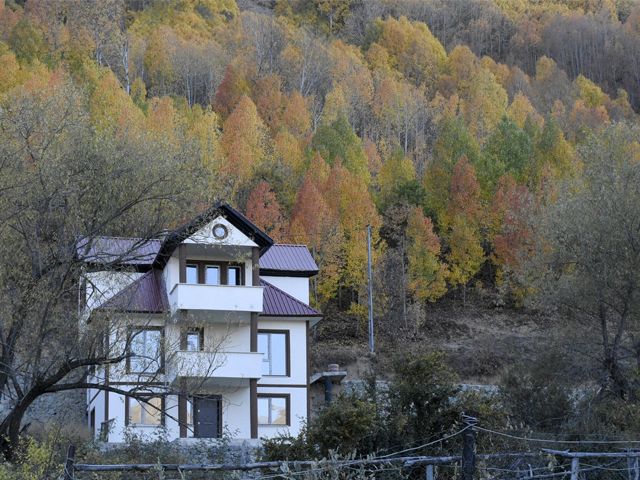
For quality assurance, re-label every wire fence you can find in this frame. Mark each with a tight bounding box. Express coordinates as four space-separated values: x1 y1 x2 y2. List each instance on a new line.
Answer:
65 418 640 480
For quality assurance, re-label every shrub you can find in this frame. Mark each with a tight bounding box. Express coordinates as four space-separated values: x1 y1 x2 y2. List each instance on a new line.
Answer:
498 352 574 432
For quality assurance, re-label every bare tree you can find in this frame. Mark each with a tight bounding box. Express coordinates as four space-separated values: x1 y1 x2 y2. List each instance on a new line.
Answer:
517 122 640 402
0 74 210 458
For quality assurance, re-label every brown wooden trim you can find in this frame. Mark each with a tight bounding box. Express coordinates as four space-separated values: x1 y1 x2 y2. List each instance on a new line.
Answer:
178 395 187 438
104 391 109 425
258 329 290 377
126 326 165 374
252 247 260 287
257 384 308 388
257 393 291 426
180 327 188 350
250 379 258 439
306 320 311 424
250 313 258 352
179 244 187 283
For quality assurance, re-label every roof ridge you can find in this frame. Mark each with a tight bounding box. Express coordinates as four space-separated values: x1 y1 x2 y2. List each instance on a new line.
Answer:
272 244 309 248
92 236 162 242
259 278 322 315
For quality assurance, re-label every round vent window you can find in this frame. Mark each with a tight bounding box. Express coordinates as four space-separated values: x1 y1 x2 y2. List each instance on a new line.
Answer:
212 223 229 240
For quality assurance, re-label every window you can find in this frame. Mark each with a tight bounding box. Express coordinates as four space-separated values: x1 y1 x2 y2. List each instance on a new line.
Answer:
228 266 242 286
258 331 289 376
185 328 204 351
183 261 244 286
128 328 163 374
186 397 194 427
127 396 163 426
186 264 198 284
258 395 289 425
205 266 220 285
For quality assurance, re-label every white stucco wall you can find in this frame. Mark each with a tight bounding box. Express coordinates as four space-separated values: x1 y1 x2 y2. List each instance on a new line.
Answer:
257 386 307 439
84 271 144 311
261 276 310 304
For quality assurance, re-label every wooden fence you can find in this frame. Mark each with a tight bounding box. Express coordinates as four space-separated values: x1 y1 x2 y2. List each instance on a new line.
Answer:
62 413 640 479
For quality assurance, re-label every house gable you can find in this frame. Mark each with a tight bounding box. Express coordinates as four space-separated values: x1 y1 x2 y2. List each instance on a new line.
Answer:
153 203 274 271
183 216 258 248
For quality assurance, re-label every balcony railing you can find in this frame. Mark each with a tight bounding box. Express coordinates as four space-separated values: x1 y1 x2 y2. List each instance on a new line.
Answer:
169 284 263 313
167 350 263 387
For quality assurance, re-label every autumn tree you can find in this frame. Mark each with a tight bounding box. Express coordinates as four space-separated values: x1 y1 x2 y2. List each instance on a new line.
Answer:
246 182 286 242
480 115 532 188
406 207 448 303
488 175 538 289
368 16 447 90
461 67 508 143
311 113 370 183
315 0 351 35
444 156 485 305
289 157 342 306
220 95 270 190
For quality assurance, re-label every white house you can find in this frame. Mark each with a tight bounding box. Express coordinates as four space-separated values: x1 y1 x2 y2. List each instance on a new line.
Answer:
82 204 322 443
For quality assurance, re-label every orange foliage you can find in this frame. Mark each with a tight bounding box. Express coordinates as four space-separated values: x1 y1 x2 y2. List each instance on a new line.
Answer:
246 182 286 242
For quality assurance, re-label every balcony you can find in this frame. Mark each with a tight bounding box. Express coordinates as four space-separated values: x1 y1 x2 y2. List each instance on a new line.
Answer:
167 351 263 388
169 284 263 313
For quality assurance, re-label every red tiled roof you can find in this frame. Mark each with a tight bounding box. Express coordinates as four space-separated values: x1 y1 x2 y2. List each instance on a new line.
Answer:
260 279 323 317
259 245 319 276
97 269 169 313
78 236 161 266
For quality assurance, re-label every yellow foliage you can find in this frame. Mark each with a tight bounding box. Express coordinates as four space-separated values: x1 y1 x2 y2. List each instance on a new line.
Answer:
0 48 20 92
508 92 544 129
378 154 416 201
575 74 607 108
446 216 485 288
461 68 508 143
323 85 348 124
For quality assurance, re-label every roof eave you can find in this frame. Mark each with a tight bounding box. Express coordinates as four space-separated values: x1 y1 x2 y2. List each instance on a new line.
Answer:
259 269 319 278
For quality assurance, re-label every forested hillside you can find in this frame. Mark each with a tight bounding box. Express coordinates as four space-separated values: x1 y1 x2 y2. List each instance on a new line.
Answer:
2 0 639 385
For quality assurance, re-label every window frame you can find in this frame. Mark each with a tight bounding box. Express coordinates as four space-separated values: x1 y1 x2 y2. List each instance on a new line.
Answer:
126 327 165 374
184 261 245 286
258 330 290 377
257 394 291 426
125 394 165 427
183 327 204 351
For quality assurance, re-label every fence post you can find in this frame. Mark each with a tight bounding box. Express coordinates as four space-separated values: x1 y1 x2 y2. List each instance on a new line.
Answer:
570 457 579 480
460 410 478 480
426 464 434 480
63 444 75 480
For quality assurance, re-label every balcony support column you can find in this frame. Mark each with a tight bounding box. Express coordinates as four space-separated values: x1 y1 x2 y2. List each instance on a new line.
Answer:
251 247 260 439
252 247 260 287
179 244 186 283
250 379 258 439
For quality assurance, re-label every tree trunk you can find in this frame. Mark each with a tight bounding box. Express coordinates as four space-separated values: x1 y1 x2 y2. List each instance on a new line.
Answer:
0 398 33 460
